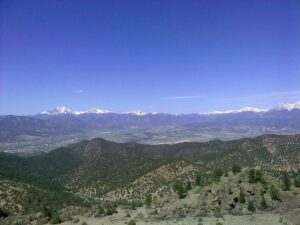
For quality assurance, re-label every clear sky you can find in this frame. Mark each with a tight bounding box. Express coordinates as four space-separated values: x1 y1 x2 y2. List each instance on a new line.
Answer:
1 0 300 115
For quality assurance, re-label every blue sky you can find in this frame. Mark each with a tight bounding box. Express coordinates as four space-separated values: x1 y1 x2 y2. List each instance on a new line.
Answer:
1 0 300 114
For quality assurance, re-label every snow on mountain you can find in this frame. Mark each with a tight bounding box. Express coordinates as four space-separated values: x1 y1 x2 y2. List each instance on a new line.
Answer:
74 108 110 115
126 110 147 116
42 106 110 115
41 101 300 116
42 106 72 115
202 107 267 115
270 101 300 111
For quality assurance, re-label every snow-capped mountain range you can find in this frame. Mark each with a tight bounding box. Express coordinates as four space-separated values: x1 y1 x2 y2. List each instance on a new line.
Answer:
42 106 147 116
202 107 268 115
41 101 300 116
270 101 300 112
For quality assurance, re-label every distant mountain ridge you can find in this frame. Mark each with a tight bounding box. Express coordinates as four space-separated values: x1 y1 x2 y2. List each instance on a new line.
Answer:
1 101 300 154
39 101 300 116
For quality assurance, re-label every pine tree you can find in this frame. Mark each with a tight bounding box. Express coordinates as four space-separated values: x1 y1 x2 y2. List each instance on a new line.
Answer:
294 177 300 187
232 164 241 174
131 200 136 210
247 201 255 212
144 193 152 207
270 185 280 201
260 195 268 210
282 172 291 191
239 188 246 203
186 181 192 191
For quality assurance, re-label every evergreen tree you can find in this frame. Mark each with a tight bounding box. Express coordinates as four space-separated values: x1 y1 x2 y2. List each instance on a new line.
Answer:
260 195 268 210
294 177 300 187
270 185 280 201
213 168 224 181
0 208 9 218
131 201 136 210
195 175 201 186
173 180 187 198
186 181 192 191
144 193 152 207
282 172 291 191
176 183 186 199
239 188 246 203
232 164 241 174
247 201 255 212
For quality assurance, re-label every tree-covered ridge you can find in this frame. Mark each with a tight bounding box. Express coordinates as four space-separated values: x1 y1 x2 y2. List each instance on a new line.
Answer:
0 134 299 224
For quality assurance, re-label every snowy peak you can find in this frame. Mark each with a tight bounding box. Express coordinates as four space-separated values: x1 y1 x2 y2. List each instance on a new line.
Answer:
42 106 110 115
74 108 110 115
271 101 300 111
126 110 147 116
40 101 300 116
42 106 72 115
202 107 267 115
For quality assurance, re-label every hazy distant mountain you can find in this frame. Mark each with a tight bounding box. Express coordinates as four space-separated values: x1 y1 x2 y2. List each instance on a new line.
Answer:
1 101 300 154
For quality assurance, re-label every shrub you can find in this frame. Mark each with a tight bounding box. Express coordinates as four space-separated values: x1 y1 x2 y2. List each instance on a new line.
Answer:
0 207 9 218
49 212 62 224
282 172 291 191
260 195 268 210
248 169 264 183
216 222 223 225
294 177 300 187
42 206 52 218
212 168 224 181
173 180 186 199
239 188 246 203
195 174 205 186
270 185 280 201
81 222 87 225
144 193 152 207
98 206 105 215
195 174 201 186
232 164 241 174
128 219 136 225
224 170 229 177
186 181 192 191
247 201 255 212
105 208 113 215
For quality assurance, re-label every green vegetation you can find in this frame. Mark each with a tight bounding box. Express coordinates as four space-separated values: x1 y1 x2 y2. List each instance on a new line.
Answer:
144 193 152 207
131 201 136 210
282 172 291 191
247 201 255 212
0 207 9 218
248 169 264 183
212 168 224 181
49 212 62 224
42 207 62 224
270 185 281 201
186 181 192 191
173 180 187 199
128 220 136 225
260 195 268 209
195 174 205 186
295 177 300 187
232 164 241 174
239 188 246 203
0 134 299 223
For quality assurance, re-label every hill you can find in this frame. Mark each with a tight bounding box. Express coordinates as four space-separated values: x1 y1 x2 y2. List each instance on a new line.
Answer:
0 134 299 224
